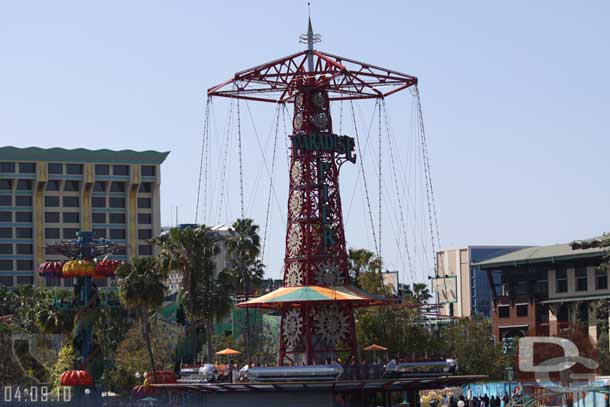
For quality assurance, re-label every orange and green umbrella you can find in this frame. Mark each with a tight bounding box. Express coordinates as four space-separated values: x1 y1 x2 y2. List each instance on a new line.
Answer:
236 285 393 309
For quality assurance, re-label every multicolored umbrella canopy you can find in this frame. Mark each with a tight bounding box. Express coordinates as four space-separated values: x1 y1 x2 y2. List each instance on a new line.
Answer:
236 285 394 309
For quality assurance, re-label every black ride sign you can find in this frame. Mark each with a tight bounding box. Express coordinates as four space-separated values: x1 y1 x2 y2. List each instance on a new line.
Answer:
290 132 356 163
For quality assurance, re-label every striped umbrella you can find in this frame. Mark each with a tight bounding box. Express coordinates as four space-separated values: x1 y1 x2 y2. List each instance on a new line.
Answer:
236 285 394 309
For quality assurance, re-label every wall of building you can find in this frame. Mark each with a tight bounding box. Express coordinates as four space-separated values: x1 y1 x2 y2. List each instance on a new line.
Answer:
436 248 470 318
0 159 163 288
435 246 526 318
548 266 610 299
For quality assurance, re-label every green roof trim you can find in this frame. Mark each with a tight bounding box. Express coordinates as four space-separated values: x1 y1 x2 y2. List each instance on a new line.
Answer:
0 146 169 164
475 237 609 269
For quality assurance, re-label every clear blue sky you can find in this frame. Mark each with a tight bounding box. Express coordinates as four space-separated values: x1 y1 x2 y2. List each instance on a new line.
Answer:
1 1 609 282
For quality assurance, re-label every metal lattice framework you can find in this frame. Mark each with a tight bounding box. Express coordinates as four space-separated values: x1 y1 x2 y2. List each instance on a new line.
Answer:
208 50 417 103
210 20 416 365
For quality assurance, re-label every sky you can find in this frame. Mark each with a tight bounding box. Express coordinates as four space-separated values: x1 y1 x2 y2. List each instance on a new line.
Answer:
1 1 609 282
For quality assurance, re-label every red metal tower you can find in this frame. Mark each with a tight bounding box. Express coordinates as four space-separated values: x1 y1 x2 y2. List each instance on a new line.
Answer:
209 19 418 365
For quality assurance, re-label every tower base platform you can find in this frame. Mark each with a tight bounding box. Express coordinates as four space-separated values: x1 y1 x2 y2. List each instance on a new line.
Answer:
151 375 486 407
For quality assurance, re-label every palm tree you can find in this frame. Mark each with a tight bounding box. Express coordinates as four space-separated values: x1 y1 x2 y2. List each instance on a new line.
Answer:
115 256 167 379
153 225 233 362
403 282 432 305
225 218 265 359
348 248 383 283
33 288 75 335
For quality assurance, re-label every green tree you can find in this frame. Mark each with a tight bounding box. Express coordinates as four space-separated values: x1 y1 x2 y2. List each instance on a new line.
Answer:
442 317 506 379
403 283 432 305
348 248 383 283
358 271 392 296
103 322 176 394
33 289 75 335
225 218 265 359
50 342 77 391
115 256 167 379
154 226 233 362
94 290 131 362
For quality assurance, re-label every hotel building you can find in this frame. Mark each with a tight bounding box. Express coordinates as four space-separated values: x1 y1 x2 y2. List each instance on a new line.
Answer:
0 146 168 288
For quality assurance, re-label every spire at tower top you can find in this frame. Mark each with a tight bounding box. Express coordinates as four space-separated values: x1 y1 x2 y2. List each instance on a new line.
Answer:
299 4 321 72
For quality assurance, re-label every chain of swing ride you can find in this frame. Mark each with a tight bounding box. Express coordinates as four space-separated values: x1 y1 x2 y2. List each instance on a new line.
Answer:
195 89 440 288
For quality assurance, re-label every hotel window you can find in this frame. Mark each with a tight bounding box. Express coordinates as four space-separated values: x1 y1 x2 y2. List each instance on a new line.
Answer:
0 196 11 206
0 276 13 286
575 268 588 291
66 164 82 175
556 269 568 293
109 197 125 208
141 166 155 177
0 228 11 238
138 198 152 209
63 212 80 223
93 182 106 192
45 228 60 239
498 305 510 318
92 213 106 223
109 213 126 224
46 180 60 191
516 304 528 317
138 214 152 224
15 228 32 238
45 196 60 207
92 197 106 208
110 182 125 193
45 212 60 223
48 163 63 174
0 260 12 271
63 228 79 239
139 183 152 193
16 180 32 191
113 165 129 176
93 228 106 239
0 244 12 254
0 180 12 190
15 212 32 222
16 276 33 285
138 229 153 240
109 229 126 239
16 244 32 255
63 197 80 208
18 163 35 173
95 165 109 175
15 196 32 207
64 181 80 191
0 211 11 222
595 269 608 290
0 162 16 173
16 260 33 271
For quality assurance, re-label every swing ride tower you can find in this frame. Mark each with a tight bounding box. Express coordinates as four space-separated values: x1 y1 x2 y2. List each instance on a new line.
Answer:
208 19 418 365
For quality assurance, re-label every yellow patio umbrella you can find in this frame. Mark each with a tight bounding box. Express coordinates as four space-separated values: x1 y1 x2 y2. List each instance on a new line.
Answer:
363 343 387 364
215 348 241 383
